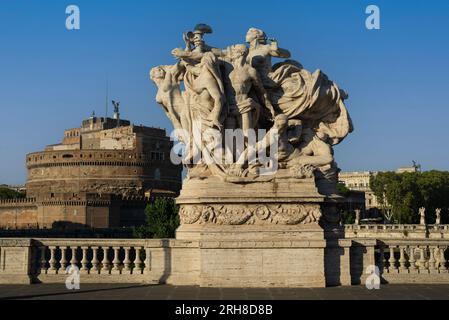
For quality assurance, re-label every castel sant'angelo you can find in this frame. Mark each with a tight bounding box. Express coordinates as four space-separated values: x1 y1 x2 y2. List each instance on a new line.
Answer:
0 107 182 229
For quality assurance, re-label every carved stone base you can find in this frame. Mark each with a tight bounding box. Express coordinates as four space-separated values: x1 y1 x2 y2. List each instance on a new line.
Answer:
177 177 338 225
179 203 323 227
172 225 328 287
173 177 343 287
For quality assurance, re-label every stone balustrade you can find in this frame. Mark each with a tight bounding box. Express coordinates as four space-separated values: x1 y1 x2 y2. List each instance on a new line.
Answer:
1 230 449 286
373 240 449 283
344 224 449 239
345 224 424 232
376 241 448 272
36 239 147 277
0 238 199 285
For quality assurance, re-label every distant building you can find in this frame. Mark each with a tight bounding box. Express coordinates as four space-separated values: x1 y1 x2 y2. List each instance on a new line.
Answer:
338 171 379 211
396 166 419 174
0 185 26 193
0 113 182 230
339 165 420 213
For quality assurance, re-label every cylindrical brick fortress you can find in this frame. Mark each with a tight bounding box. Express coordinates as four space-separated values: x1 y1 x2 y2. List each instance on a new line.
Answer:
26 149 182 199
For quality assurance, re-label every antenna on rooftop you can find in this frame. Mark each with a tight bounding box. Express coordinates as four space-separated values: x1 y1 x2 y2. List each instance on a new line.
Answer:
105 78 109 118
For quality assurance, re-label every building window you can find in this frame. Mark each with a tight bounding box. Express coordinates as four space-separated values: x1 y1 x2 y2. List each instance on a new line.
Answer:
154 168 161 180
151 152 164 161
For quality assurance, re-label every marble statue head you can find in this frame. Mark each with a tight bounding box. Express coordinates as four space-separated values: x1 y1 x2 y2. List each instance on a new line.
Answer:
149 66 166 82
246 28 267 44
192 31 205 47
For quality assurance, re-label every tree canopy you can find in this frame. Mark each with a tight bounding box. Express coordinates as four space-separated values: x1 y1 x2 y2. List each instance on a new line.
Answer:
133 198 179 239
370 171 449 224
0 187 26 200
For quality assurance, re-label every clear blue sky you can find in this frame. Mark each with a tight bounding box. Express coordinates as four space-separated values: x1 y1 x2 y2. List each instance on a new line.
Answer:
1 0 448 184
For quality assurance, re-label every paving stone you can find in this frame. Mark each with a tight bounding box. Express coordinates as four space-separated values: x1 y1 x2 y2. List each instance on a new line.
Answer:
2 284 449 300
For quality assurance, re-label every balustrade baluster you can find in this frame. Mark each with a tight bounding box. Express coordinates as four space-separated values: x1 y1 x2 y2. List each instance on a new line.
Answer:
429 246 438 272
81 246 89 273
123 247 131 274
438 246 448 272
112 247 121 273
101 247 110 274
134 247 143 274
399 246 407 271
387 246 397 271
91 247 100 274
409 246 417 271
60 246 68 272
70 247 78 270
48 246 57 273
418 246 428 272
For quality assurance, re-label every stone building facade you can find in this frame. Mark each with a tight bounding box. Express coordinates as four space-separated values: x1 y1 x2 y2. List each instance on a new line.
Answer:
339 166 419 211
0 115 182 229
339 171 379 210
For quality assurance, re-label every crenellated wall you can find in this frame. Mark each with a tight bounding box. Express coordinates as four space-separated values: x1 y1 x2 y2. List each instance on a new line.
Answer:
0 195 148 229
0 199 38 229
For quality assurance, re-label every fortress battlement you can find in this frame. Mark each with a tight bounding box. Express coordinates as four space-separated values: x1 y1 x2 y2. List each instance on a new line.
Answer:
0 198 37 206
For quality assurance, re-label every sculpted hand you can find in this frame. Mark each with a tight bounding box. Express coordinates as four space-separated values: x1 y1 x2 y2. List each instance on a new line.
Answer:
269 38 279 50
171 48 186 59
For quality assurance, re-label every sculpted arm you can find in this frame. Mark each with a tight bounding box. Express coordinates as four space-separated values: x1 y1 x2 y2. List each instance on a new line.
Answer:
269 39 291 59
211 48 227 58
172 48 227 63
172 48 204 63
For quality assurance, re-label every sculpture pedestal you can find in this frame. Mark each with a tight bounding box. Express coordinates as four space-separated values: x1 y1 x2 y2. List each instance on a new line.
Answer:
177 224 327 288
172 177 342 288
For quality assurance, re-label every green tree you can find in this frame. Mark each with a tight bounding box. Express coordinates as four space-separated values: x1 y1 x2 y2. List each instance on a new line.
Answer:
416 171 449 223
0 187 25 200
370 171 449 224
341 210 355 224
134 198 179 239
336 183 350 197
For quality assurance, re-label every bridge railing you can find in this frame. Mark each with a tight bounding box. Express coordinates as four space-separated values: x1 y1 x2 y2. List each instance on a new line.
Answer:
2 226 449 286
0 238 192 284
